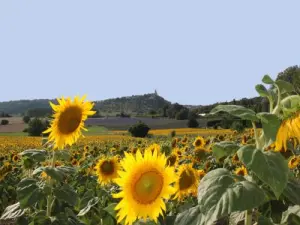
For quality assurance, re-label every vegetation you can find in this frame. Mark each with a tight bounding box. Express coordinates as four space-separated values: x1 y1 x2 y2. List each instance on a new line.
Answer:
22 115 30 124
0 119 9 125
187 118 199 128
128 121 150 137
27 118 49 137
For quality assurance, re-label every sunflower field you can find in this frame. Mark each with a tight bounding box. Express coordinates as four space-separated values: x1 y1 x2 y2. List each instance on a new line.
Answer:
1 75 300 225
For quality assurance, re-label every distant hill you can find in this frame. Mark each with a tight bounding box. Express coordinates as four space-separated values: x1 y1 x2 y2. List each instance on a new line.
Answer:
0 65 299 117
94 93 171 115
0 93 172 116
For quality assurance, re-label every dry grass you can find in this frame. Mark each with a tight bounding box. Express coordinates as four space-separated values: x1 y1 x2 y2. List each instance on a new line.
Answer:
0 117 26 133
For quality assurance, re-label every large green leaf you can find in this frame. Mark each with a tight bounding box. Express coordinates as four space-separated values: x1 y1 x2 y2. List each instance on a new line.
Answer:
19 149 47 162
282 179 300 205
174 206 205 225
32 211 51 225
281 205 300 225
0 203 26 220
256 113 281 146
210 105 258 121
54 150 71 161
256 84 269 97
198 168 265 225
53 184 78 206
237 145 288 198
281 95 300 115
16 178 45 208
33 166 75 182
212 141 240 161
275 80 295 94
262 75 275 84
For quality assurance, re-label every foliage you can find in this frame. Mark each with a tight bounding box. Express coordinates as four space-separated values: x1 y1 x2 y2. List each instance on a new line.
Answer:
27 118 49 137
128 121 150 138
1 119 9 125
187 118 199 128
23 115 31 124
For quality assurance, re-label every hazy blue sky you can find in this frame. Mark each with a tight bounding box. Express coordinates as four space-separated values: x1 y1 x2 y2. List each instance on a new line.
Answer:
0 1 299 105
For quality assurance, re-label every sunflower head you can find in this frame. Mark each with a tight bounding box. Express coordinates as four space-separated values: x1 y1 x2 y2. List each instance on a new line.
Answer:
241 135 248 145
288 156 300 169
113 150 176 225
84 145 89 152
43 95 96 150
193 136 206 148
232 153 239 165
174 164 199 201
275 112 300 152
171 138 177 148
12 155 19 162
166 153 177 167
235 165 248 176
94 156 120 186
181 136 188 145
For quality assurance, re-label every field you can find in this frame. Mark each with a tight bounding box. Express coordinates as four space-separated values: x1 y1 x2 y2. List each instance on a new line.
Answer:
1 78 300 225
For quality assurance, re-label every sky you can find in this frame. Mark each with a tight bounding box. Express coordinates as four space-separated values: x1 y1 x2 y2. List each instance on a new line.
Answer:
0 1 299 105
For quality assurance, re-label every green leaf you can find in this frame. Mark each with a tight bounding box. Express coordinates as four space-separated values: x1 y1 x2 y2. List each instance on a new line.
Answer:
198 168 265 225
210 105 258 121
20 149 47 162
103 203 118 219
275 80 295 94
0 203 26 220
16 178 45 208
256 113 281 145
174 206 205 225
32 211 51 225
77 197 99 216
212 141 240 161
281 95 300 115
256 84 269 97
282 179 300 205
262 75 275 84
53 184 78 206
237 145 289 198
54 150 71 161
33 166 75 182
257 215 276 225
281 205 300 225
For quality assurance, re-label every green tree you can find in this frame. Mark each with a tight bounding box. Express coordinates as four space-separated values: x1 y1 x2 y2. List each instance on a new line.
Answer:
187 118 199 128
27 118 49 137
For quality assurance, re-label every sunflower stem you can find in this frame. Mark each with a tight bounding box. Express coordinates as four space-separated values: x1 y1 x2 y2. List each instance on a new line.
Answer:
244 209 252 225
46 150 56 217
272 84 282 115
252 122 262 149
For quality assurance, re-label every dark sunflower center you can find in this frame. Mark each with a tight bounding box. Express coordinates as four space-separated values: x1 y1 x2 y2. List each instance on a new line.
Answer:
179 169 195 190
195 140 202 146
236 169 245 176
167 155 177 166
100 161 115 175
58 106 82 135
132 170 163 204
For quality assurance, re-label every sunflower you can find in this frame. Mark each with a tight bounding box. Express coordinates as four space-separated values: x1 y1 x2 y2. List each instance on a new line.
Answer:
174 164 199 200
166 153 178 167
275 112 300 152
171 138 177 148
241 135 247 145
235 165 248 176
174 148 183 158
193 136 206 149
43 95 96 150
94 156 120 186
288 156 300 169
84 145 89 151
12 155 19 162
181 136 188 145
198 169 206 180
113 150 176 225
232 153 239 165
71 158 79 166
